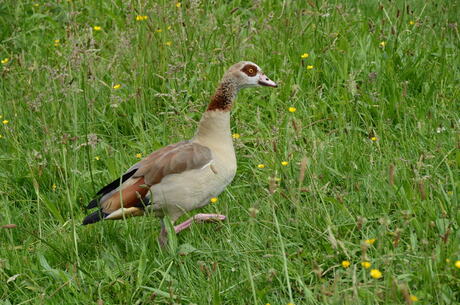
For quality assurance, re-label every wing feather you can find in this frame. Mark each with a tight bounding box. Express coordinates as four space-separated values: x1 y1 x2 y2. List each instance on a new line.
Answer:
82 141 213 224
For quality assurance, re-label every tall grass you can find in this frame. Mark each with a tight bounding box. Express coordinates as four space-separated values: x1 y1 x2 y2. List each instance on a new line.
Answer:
0 0 459 304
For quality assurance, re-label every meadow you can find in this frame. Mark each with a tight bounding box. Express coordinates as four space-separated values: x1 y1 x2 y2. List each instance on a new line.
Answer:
0 0 459 304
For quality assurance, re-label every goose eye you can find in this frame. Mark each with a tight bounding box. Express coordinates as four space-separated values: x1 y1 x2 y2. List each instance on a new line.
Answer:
242 64 258 77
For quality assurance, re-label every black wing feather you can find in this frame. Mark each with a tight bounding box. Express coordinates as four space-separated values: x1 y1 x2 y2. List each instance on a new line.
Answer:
82 209 108 225
96 168 138 195
85 168 138 209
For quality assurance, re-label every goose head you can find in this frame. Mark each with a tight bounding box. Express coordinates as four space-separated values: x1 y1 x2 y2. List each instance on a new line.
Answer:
223 61 277 90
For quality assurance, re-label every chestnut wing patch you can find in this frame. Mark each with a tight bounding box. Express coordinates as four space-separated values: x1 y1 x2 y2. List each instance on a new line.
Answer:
241 64 258 77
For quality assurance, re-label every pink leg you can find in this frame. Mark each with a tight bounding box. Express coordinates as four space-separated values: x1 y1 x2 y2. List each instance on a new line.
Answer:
174 213 226 234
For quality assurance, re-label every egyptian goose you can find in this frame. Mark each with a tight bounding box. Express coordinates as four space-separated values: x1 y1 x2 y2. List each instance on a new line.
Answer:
82 61 277 245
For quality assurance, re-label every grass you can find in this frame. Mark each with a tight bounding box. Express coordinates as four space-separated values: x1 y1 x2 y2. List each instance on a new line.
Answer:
0 0 459 304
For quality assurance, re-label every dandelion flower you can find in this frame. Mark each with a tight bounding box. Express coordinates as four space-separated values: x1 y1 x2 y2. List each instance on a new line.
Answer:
136 153 142 159
455 260 460 268
54 39 60 47
210 197 218 203
136 15 148 21
301 53 309 59
370 269 382 279
95 156 100 161
156 28 163 33
93 26 102 31
306 65 314 70
288 107 297 113
1 58 9 64
379 41 386 47
165 41 172 46
287 303 295 305
2 120 9 125
370 136 378 142
409 20 415 25
52 184 57 191
232 133 240 139
176 2 181 8
365 238 376 245
281 161 289 166
410 295 418 302
257 164 265 169
113 84 121 90
341 260 351 268
361 261 372 269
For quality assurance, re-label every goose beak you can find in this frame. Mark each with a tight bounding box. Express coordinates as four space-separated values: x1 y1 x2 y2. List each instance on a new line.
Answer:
258 73 277 88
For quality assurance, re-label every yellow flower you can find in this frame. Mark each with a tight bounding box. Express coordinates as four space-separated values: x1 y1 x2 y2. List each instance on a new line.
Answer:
136 153 142 159
409 20 415 25
52 184 57 191
210 197 218 203
167 25 172 30
93 26 102 31
287 303 295 305
288 107 297 113
1 58 9 64
156 28 163 33
2 120 9 125
257 164 265 169
370 136 378 141
379 41 386 47
281 161 289 166
136 15 148 21
54 39 60 47
95 156 100 161
165 41 172 46
301 53 309 59
232 133 240 139
361 261 371 269
365 238 376 245
370 269 382 279
341 260 351 268
33 3 39 7
455 260 460 268
176 2 181 8
306 65 314 69
410 295 418 302
113 84 121 89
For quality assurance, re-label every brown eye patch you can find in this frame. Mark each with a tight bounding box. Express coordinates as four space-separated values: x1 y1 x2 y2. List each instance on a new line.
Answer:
241 64 258 77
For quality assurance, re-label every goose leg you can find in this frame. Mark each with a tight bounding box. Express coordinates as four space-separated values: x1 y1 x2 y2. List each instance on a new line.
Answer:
158 219 169 247
174 213 226 234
